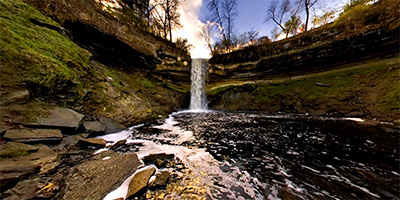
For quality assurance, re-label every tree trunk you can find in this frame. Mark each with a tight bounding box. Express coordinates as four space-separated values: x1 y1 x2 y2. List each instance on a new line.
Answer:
304 0 309 32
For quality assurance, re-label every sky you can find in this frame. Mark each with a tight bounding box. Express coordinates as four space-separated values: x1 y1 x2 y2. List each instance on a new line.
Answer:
173 0 349 58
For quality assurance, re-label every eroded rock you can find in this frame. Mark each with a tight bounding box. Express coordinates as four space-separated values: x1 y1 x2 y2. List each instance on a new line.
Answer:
4 129 62 143
77 138 107 149
0 142 39 158
126 166 156 198
37 107 84 130
0 162 40 191
59 151 141 199
82 121 106 134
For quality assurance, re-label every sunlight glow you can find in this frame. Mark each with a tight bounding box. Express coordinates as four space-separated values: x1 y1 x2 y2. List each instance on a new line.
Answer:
172 0 211 59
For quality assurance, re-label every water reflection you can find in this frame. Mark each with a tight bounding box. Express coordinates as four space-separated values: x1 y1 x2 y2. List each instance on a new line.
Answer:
172 111 399 199
104 111 399 199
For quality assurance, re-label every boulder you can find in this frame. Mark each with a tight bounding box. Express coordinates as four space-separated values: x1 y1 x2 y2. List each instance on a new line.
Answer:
60 152 141 200
37 107 84 130
82 121 106 133
0 162 40 191
77 138 107 149
126 166 156 198
4 129 62 143
150 170 170 188
99 117 126 134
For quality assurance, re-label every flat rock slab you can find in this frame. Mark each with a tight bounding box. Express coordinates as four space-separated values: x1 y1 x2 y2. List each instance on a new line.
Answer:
37 107 84 129
82 121 106 133
4 129 62 143
0 162 40 191
0 142 39 158
77 138 107 149
60 151 141 200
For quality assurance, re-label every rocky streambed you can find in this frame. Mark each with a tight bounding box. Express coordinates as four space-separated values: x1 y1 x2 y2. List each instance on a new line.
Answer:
1 110 399 199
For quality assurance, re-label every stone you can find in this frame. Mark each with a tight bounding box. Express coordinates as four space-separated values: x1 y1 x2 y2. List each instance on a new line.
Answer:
1 178 43 200
99 117 126 134
310 110 327 116
142 153 175 168
0 162 40 191
393 119 400 125
82 121 106 133
77 138 107 149
151 170 170 187
126 166 156 198
0 142 39 158
346 111 365 117
4 129 62 143
60 152 141 200
37 107 84 129
109 139 127 150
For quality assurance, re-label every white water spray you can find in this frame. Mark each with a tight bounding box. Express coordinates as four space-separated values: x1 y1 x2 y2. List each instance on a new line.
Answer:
189 59 208 111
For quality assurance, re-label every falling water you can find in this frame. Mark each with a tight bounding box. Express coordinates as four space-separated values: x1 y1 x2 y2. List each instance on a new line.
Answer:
189 59 208 111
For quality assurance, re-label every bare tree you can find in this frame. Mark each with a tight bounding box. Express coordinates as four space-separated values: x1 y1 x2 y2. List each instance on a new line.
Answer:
296 0 319 31
267 0 292 31
148 0 181 41
200 22 215 54
207 0 226 41
221 0 238 45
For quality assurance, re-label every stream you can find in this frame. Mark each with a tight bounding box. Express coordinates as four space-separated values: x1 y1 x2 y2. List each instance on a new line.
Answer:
100 111 399 199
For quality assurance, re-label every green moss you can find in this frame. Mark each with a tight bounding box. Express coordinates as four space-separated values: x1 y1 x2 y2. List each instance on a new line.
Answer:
0 0 91 97
135 77 156 89
0 149 30 158
379 84 400 112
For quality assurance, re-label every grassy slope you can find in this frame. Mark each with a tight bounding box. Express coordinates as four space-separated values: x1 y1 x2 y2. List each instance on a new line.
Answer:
0 0 188 127
209 57 400 121
0 0 91 98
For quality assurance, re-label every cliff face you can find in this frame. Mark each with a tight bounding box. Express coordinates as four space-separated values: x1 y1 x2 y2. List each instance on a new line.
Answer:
207 0 400 122
0 0 191 131
209 0 400 84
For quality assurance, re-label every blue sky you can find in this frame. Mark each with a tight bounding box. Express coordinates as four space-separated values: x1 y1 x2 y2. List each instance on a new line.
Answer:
198 0 349 38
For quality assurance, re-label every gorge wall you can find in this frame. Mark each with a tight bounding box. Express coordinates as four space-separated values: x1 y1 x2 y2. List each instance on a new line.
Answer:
1 0 192 133
207 0 400 122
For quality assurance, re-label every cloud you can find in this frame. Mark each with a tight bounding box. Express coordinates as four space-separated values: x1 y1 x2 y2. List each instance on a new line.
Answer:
173 0 211 59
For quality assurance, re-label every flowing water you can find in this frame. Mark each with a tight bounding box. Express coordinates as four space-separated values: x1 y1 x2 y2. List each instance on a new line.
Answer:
101 59 399 199
101 111 399 199
190 59 208 111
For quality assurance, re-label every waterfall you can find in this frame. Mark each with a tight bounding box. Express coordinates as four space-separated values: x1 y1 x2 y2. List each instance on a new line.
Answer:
189 59 208 111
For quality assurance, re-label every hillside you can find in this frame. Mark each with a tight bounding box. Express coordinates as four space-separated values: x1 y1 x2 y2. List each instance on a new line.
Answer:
207 0 400 122
0 0 191 133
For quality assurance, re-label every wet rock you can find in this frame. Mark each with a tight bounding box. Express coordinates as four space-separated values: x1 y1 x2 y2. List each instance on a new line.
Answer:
36 107 84 130
393 119 400 125
0 162 40 191
60 152 141 200
142 153 175 168
1 178 48 200
310 110 327 116
52 134 88 150
99 117 126 134
4 129 62 143
109 139 127 150
126 166 156 198
82 121 106 134
151 170 170 187
346 111 365 117
77 138 107 149
0 142 39 158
